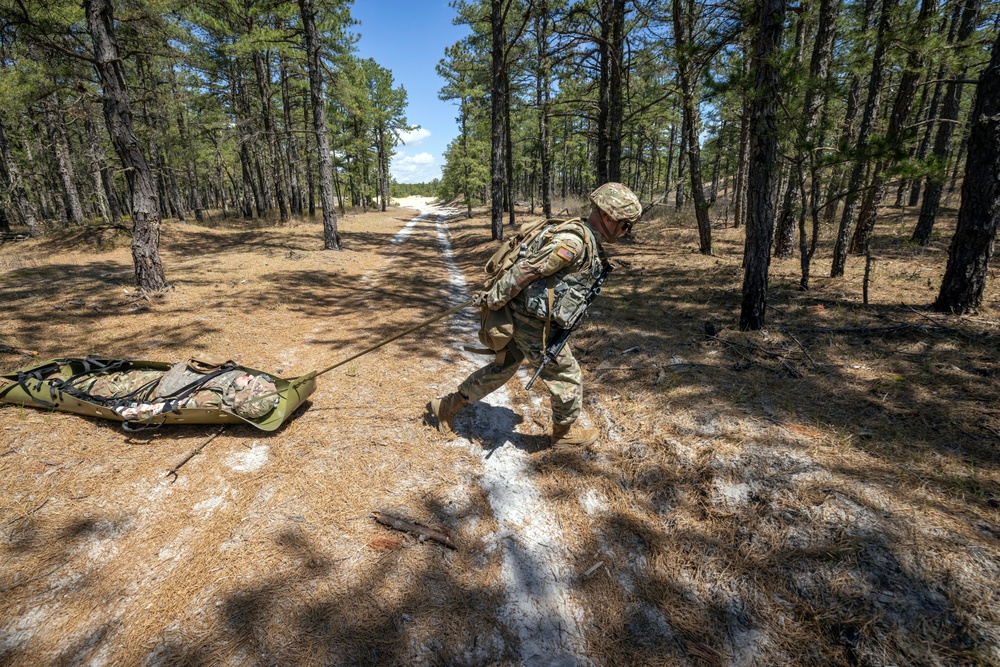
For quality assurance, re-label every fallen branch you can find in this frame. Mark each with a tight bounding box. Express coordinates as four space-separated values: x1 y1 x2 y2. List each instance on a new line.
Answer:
0 561 66 593
166 426 227 482
372 511 457 550
0 344 38 356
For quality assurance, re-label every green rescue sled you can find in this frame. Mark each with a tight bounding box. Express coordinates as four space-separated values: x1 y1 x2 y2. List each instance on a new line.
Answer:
0 356 316 432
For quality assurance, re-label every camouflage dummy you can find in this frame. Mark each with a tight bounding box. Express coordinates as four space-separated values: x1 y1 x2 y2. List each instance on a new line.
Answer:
431 182 642 448
71 361 279 422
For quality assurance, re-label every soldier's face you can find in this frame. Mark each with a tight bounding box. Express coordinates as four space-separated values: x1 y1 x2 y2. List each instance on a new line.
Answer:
601 211 629 243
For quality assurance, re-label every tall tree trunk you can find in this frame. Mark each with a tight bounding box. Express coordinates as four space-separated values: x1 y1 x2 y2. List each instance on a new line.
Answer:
303 98 315 217
664 123 676 200
597 0 624 183
490 0 506 240
535 3 552 218
733 41 752 228
84 115 112 224
673 0 711 253
851 0 937 254
830 0 897 277
0 119 40 235
43 94 85 226
934 31 1000 313
86 102 123 225
772 6 811 259
279 49 302 216
252 49 288 222
171 74 203 223
912 0 981 245
675 114 687 209
299 0 340 249
908 2 963 206
504 69 515 227
740 0 786 330
85 0 167 291
797 0 841 290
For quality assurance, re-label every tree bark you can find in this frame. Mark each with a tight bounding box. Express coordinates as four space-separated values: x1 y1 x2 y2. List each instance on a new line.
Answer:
597 0 624 184
673 0 711 253
43 94 85 226
797 0 840 290
299 0 340 249
85 0 167 291
934 31 1000 313
851 0 937 254
279 49 302 216
911 0 981 245
535 3 552 218
830 0 897 277
490 0 506 240
252 49 288 222
0 119 40 235
740 0 785 330
303 98 315 217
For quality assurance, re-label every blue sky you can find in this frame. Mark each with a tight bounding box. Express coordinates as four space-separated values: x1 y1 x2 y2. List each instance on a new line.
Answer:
350 1 470 184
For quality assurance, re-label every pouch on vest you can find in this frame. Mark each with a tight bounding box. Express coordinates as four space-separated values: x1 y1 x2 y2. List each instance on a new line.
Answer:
187 353 231 373
478 304 514 353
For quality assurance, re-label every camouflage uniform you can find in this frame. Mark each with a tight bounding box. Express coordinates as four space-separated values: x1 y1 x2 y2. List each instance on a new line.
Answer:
437 182 641 436
73 363 278 421
459 220 602 426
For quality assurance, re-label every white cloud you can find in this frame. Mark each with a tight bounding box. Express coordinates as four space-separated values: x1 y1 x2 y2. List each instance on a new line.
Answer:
396 127 431 146
392 151 440 184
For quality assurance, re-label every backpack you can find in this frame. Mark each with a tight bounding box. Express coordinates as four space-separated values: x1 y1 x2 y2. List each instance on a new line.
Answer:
477 218 595 358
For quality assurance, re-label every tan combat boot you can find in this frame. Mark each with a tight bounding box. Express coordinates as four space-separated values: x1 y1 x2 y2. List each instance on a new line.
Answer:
429 392 469 434
551 422 599 449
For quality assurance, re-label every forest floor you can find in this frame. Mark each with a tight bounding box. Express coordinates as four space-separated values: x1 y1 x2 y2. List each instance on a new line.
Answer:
0 194 998 666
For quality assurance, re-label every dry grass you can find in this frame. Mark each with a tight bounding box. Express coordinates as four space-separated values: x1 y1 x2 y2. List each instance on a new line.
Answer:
1 194 998 666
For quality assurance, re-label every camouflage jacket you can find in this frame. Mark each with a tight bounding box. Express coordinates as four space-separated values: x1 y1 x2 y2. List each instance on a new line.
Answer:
484 219 604 325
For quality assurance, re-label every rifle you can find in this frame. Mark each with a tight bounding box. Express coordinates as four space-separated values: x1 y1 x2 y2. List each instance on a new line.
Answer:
525 262 613 391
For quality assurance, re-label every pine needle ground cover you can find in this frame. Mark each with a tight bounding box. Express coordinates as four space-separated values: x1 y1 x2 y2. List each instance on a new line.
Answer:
1 197 998 666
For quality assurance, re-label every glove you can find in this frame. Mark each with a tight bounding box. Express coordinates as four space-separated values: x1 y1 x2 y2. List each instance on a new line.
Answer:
471 291 486 306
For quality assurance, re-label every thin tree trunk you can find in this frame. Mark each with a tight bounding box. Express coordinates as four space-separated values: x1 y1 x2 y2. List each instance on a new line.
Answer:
303 98 315 217
851 0 937 254
85 0 167 291
490 0 506 240
830 0 897 277
597 0 624 183
740 0 786 330
934 31 1000 313
43 94 85 226
279 49 302 216
909 2 963 206
912 0 981 245
83 115 112 224
0 119 40 235
300 0 340 249
673 0 711 253
675 114 687 209
535 3 552 218
252 49 288 222
797 0 840 290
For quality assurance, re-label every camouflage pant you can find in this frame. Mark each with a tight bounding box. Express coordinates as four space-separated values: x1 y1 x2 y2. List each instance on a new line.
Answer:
459 309 582 425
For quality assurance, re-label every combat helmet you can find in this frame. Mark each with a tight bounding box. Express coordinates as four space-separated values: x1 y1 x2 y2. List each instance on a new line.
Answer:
589 182 641 225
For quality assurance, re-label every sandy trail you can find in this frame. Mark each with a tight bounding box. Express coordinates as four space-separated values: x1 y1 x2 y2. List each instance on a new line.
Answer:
400 197 589 666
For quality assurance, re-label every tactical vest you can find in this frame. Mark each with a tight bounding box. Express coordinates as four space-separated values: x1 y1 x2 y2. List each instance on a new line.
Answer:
477 218 606 359
511 219 605 328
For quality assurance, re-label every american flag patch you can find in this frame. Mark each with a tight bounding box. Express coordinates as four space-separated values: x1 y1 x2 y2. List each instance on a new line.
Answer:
556 245 576 261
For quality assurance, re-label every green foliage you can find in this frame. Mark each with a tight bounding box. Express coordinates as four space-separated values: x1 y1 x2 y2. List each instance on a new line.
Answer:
390 179 440 198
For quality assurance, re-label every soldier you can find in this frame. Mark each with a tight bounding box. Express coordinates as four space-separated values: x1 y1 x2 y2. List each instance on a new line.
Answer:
428 182 641 449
